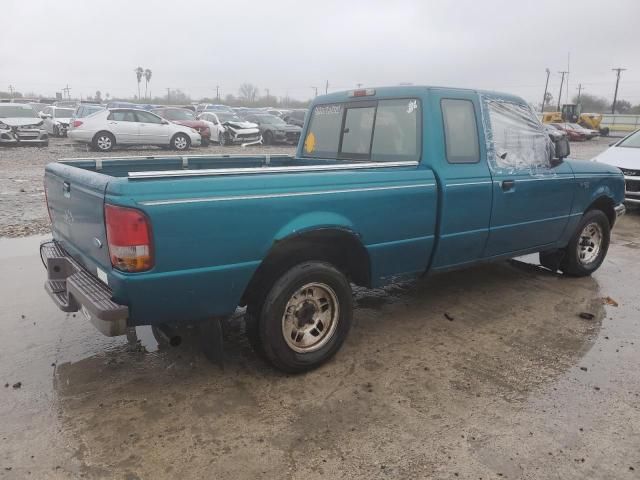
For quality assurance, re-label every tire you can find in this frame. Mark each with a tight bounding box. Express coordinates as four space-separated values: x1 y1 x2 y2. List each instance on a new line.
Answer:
263 131 273 145
560 209 610 277
171 133 190 151
219 132 229 146
92 131 115 152
201 137 210 147
53 125 59 138
247 262 353 373
600 127 610 137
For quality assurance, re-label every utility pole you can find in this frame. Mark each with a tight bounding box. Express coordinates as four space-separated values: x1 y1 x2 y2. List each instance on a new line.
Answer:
541 68 550 112
611 67 626 114
167 88 171 104
356 83 363 88
62 84 71 100
556 71 568 111
8 85 15 99
576 83 584 104
310 86 318 97
265 88 270 100
325 80 329 95
215 85 220 101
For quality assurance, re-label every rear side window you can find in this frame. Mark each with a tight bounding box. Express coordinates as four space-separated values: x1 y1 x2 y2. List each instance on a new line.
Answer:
302 98 420 161
441 99 480 164
108 110 136 122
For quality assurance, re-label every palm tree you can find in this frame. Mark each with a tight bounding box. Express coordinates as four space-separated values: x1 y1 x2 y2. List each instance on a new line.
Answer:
144 69 152 100
134 66 144 100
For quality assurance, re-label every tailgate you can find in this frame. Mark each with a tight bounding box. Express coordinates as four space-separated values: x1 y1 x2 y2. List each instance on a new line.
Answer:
44 162 112 273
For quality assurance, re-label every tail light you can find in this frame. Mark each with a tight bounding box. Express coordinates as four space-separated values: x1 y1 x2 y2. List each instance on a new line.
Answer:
104 204 153 272
72 120 83 128
43 180 53 223
350 88 376 97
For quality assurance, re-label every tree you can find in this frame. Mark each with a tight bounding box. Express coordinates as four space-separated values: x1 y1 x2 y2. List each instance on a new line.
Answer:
134 66 144 100
614 99 632 114
238 83 259 103
571 93 608 113
144 69 152 99
95 91 102 103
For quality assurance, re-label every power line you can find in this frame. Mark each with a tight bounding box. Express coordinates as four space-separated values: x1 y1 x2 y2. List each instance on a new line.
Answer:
611 67 627 114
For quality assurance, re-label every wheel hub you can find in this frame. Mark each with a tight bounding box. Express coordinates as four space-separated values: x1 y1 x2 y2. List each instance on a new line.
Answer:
282 282 339 353
577 222 603 265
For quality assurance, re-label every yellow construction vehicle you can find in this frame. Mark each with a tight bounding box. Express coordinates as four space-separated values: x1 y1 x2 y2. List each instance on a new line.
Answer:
542 104 610 136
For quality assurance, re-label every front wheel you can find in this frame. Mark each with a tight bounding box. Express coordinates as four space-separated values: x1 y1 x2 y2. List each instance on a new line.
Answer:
561 210 610 277
247 262 353 373
172 133 190 151
92 132 114 152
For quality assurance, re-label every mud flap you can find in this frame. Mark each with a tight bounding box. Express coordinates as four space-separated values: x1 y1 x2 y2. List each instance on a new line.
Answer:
200 318 225 368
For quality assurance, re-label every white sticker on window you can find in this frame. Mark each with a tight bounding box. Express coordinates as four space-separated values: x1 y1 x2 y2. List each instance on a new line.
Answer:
407 100 418 114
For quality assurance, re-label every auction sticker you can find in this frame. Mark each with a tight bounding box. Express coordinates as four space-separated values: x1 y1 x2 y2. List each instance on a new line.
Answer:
304 132 316 153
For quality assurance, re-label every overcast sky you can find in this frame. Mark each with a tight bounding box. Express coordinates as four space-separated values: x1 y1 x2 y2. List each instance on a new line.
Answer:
2 0 639 105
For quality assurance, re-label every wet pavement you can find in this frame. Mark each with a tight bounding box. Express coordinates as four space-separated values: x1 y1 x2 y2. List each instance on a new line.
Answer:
1 214 639 479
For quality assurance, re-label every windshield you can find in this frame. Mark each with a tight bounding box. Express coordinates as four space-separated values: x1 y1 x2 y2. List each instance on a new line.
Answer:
258 115 286 125
0 105 38 118
163 109 195 121
55 108 74 118
217 113 242 122
618 130 640 148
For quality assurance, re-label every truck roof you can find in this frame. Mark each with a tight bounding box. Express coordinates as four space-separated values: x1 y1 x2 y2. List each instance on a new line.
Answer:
313 85 526 106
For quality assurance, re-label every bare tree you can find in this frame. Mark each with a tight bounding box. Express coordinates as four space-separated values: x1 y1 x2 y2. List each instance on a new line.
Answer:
238 83 259 103
144 69 152 99
134 66 144 100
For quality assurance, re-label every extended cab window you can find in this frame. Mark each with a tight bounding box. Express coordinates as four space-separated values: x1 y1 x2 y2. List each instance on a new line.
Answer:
441 99 480 163
303 98 420 161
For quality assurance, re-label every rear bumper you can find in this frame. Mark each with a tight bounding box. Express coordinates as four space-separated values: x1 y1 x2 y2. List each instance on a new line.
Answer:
40 240 129 336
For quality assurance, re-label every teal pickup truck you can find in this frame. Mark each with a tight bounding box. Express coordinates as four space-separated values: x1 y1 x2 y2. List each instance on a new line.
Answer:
41 86 625 372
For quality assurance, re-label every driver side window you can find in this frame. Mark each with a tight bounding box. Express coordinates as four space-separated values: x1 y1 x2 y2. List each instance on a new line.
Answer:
135 111 162 124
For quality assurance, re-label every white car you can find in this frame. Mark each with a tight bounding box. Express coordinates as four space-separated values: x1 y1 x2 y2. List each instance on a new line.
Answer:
593 129 640 205
68 108 201 152
40 106 75 137
0 103 48 146
198 111 261 146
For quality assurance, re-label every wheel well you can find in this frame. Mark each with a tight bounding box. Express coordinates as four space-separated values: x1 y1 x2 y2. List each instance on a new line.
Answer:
586 196 615 227
240 228 370 306
93 130 115 144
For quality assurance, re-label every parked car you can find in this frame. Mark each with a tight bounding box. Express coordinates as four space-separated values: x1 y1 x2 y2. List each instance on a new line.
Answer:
196 104 234 114
28 102 48 114
68 108 201 152
151 107 211 146
543 123 566 142
593 129 640 205
283 109 307 127
68 104 105 133
0 103 48 146
40 106 74 137
568 123 598 140
197 111 261 146
550 123 587 141
41 86 625 373
53 100 78 108
245 113 301 144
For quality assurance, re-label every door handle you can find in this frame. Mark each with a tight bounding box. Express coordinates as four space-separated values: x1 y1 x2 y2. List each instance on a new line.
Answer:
501 179 515 191
108 122 117 125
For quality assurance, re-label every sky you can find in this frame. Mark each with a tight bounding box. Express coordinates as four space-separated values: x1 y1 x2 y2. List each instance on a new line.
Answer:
2 0 639 106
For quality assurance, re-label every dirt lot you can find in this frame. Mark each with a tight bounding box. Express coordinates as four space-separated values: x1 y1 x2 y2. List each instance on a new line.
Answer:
0 135 616 238
0 136 638 479
0 138 295 237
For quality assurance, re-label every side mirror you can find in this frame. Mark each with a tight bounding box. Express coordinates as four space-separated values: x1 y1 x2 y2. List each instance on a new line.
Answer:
554 136 570 161
161 119 169 125
609 141 616 147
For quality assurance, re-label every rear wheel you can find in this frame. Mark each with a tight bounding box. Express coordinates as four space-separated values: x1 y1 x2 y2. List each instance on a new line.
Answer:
560 210 610 277
92 131 114 152
53 125 60 137
172 133 190 151
219 131 230 146
263 131 273 145
247 262 352 373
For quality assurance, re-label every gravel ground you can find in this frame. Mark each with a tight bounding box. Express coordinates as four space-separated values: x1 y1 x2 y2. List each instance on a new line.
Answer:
0 136 613 238
0 137 295 237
